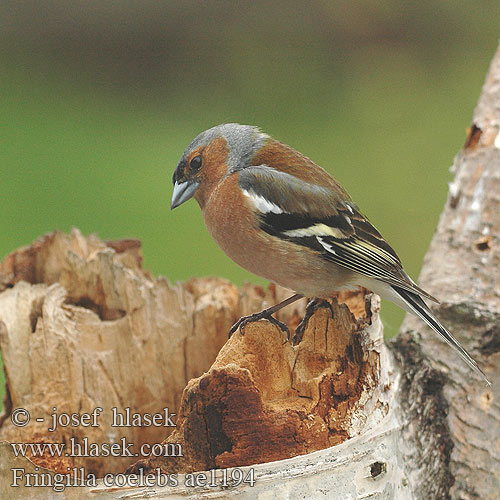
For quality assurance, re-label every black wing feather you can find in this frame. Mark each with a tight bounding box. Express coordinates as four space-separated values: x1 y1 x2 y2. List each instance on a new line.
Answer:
392 285 490 385
258 207 437 302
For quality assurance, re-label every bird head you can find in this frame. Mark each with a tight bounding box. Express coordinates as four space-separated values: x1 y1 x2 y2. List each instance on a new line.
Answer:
171 123 269 209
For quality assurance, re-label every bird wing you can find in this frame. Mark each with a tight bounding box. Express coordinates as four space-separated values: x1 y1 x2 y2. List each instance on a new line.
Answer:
238 165 438 302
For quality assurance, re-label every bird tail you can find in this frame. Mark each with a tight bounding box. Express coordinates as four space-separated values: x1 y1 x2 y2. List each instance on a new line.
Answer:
391 285 491 386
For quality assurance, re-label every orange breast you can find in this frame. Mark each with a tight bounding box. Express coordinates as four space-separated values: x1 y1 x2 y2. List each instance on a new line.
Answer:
201 174 354 297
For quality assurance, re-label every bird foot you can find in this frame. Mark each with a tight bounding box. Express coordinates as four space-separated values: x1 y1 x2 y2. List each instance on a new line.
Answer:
291 299 334 345
229 311 290 342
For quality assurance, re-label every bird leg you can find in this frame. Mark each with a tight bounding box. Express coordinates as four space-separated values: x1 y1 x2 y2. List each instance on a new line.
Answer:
291 298 334 345
228 293 304 342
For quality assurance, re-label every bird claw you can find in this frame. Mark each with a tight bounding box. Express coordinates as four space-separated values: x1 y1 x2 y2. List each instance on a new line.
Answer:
228 312 290 342
267 315 291 343
228 313 259 338
291 299 334 346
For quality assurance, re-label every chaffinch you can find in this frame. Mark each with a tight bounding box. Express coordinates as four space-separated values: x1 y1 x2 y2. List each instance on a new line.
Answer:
171 123 489 385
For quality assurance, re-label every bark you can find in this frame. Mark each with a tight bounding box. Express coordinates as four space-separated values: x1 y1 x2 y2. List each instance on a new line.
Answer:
0 42 499 500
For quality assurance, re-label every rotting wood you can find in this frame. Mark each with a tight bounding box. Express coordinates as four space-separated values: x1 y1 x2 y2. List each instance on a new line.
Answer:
0 229 385 479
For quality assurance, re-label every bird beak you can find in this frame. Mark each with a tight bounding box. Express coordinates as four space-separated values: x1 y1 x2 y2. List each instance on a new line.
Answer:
171 179 200 209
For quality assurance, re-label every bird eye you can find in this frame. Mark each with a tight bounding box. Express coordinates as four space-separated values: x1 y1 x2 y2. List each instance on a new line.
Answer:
190 155 202 171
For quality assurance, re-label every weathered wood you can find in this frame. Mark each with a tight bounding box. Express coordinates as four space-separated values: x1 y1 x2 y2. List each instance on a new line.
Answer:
0 260 399 500
127 291 384 475
0 230 307 475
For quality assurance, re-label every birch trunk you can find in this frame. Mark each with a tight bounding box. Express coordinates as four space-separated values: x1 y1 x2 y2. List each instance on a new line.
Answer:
391 43 500 498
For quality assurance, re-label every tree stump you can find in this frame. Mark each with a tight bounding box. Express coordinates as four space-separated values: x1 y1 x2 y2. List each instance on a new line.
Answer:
0 229 391 499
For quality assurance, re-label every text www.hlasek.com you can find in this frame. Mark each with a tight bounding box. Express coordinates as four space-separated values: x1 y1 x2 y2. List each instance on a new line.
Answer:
11 438 182 459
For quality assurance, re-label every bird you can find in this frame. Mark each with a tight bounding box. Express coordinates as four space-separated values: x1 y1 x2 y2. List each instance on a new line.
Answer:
170 123 490 386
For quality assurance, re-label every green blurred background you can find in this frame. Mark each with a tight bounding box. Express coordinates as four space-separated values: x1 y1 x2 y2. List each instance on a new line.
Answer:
1 2 499 403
